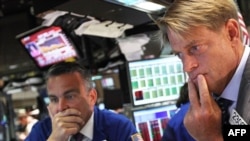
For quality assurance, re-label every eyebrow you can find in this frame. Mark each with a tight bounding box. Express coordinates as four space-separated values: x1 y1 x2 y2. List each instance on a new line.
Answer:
173 40 201 57
171 40 197 54
63 89 79 95
185 40 197 48
48 88 80 98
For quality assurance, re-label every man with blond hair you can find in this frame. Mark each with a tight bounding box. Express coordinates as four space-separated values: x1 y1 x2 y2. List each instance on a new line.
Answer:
157 0 250 140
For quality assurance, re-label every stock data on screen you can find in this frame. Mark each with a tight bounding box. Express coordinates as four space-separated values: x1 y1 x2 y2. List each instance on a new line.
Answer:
133 104 177 141
128 56 187 106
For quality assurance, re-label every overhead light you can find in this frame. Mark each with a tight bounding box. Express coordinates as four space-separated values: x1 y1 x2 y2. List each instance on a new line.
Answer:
104 0 166 14
133 1 165 12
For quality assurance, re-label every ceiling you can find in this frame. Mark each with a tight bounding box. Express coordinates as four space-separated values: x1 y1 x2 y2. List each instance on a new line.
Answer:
0 9 38 77
0 0 168 79
0 0 249 80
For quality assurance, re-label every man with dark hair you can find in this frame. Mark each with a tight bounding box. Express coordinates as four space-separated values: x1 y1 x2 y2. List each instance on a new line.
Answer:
25 62 141 141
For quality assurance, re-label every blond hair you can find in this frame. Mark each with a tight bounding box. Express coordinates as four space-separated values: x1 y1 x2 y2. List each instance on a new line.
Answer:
157 0 239 42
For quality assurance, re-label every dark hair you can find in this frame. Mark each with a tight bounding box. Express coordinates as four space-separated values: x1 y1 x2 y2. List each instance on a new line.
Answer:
45 62 93 90
176 82 189 108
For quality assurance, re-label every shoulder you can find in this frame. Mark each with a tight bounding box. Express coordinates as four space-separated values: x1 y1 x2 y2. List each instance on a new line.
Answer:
30 116 51 129
175 102 190 116
94 107 133 124
36 116 51 128
168 103 190 126
93 107 137 131
93 107 137 141
162 103 195 141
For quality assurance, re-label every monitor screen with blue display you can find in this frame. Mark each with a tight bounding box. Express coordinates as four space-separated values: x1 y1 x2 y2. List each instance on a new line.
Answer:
126 55 187 106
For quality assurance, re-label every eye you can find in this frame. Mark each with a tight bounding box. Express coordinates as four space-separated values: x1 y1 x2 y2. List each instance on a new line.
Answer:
66 95 73 99
189 44 208 55
189 45 200 54
65 93 76 100
49 97 58 103
174 52 183 59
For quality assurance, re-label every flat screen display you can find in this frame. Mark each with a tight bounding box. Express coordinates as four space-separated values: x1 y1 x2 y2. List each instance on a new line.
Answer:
101 77 115 89
132 104 177 141
127 55 187 106
16 26 79 71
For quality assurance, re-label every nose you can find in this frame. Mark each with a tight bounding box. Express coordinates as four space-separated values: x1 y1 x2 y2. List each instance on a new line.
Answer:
182 55 198 73
57 98 69 112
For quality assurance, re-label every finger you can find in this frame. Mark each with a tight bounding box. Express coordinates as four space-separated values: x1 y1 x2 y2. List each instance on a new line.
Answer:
66 128 79 136
57 109 85 127
60 108 81 117
188 78 200 107
197 75 211 108
59 115 84 125
57 121 81 129
183 108 191 130
53 116 84 135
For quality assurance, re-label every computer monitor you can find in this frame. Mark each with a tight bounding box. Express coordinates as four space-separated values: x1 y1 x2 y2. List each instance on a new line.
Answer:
132 104 177 141
16 25 80 71
101 77 115 89
126 55 187 106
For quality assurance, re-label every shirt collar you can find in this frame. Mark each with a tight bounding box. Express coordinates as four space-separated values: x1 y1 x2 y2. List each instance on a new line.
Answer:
79 112 94 140
221 46 250 102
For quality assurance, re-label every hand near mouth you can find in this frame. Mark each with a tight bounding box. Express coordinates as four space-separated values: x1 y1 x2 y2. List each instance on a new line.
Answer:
47 107 85 141
184 74 223 141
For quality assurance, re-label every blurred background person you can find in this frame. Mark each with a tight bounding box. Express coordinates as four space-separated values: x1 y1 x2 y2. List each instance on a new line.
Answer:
16 109 38 141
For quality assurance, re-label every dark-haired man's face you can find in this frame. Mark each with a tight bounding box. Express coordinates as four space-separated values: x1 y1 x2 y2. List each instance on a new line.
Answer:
47 72 97 125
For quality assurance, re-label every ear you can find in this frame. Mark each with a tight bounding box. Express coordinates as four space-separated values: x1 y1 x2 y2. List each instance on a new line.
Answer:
225 19 240 42
88 88 97 105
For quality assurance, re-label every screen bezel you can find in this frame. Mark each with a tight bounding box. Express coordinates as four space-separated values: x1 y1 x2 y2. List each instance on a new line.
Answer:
16 25 80 72
126 56 187 107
